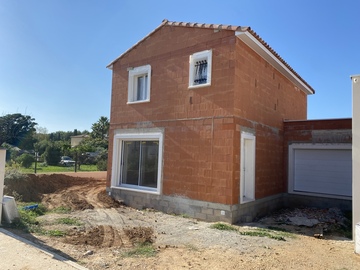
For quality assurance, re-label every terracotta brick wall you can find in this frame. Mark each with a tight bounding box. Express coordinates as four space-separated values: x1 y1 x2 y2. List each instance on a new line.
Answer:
232 38 307 200
108 26 238 204
110 26 236 124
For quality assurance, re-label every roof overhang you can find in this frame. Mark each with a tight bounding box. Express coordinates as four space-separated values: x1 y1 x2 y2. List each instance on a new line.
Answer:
235 31 314 95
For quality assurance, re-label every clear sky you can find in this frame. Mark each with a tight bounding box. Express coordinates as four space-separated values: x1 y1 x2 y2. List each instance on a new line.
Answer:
0 0 358 133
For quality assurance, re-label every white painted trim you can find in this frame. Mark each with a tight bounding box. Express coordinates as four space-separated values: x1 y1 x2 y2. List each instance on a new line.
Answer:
127 100 151 105
352 74 360 244
288 143 352 200
111 130 164 195
128 65 151 103
240 132 256 204
235 31 314 95
188 49 212 88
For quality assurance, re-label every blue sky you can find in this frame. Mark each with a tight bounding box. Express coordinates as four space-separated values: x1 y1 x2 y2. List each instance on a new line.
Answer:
0 0 358 133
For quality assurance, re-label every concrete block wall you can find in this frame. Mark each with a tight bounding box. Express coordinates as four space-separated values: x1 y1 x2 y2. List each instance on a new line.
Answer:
109 187 285 224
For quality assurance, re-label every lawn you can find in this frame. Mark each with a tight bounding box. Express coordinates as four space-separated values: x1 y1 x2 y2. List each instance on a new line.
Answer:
19 163 98 174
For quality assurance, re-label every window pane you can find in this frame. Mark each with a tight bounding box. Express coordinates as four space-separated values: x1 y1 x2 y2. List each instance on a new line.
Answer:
139 141 158 188
121 140 159 189
121 141 140 185
136 75 148 100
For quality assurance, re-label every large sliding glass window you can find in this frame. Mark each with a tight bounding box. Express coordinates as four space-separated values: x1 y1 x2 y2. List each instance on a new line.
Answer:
121 140 158 188
111 131 163 194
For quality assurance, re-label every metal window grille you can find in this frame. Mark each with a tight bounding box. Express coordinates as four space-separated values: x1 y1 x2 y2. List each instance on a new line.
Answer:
194 60 208 85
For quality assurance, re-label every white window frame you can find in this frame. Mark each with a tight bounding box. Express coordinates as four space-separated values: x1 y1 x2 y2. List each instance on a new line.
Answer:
111 131 163 194
189 50 212 89
127 65 151 104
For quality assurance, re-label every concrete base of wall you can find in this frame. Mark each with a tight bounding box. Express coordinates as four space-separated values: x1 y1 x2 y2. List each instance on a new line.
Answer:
284 194 352 212
108 188 352 224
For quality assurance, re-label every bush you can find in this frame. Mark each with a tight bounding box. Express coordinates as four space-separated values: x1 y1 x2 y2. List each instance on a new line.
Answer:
97 159 107 171
44 144 61 165
16 153 34 168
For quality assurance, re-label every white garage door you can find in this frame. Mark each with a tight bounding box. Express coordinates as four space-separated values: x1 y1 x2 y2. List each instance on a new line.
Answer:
292 148 352 197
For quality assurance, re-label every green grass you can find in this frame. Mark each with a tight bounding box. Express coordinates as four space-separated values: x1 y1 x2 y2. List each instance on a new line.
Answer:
7 202 69 237
239 228 295 241
123 243 157 257
210 223 238 231
50 206 72 214
239 230 286 241
46 229 66 237
9 203 47 232
55 217 82 226
19 163 98 173
210 223 294 241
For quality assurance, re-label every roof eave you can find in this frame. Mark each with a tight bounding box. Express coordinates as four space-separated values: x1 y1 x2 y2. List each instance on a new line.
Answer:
235 30 315 95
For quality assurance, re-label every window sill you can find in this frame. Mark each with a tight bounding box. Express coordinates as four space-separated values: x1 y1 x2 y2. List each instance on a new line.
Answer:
188 83 211 90
127 99 150 105
111 185 160 195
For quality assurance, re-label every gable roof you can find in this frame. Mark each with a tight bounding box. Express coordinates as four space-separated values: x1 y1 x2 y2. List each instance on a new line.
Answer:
107 19 315 95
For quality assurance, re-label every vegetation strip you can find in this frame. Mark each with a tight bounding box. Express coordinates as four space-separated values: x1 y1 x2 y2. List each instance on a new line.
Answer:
210 222 294 241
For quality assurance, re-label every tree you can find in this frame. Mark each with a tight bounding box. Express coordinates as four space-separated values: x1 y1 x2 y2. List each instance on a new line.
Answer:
0 113 37 148
44 143 61 165
91 116 109 140
16 153 34 168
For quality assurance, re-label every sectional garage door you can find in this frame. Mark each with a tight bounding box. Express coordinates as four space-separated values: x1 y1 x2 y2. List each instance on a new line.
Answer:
290 146 352 198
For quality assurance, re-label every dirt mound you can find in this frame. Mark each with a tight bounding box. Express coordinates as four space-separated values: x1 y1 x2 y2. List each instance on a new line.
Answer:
62 225 154 249
4 173 121 211
4 174 91 202
124 226 154 244
64 225 132 248
58 191 95 210
97 190 123 208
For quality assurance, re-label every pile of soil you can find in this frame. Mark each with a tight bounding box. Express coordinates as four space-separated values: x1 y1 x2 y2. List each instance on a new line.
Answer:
4 173 121 210
4 174 90 202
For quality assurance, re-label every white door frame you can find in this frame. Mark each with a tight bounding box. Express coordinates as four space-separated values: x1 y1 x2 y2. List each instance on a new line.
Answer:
240 132 256 204
352 74 360 250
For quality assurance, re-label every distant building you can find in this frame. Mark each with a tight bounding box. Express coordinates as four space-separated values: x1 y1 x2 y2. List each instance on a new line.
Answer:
70 135 89 147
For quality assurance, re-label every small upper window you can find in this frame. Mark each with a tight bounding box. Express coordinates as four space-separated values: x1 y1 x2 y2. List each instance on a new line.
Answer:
128 65 151 103
189 50 212 88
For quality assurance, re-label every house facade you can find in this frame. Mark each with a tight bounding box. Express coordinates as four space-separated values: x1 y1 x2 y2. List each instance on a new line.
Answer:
106 20 315 223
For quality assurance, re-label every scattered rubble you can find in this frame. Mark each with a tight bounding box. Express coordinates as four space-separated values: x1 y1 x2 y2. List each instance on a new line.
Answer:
258 207 351 237
288 217 319 227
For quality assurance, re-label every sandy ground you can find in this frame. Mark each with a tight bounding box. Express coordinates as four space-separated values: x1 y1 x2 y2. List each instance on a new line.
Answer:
3 173 360 270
